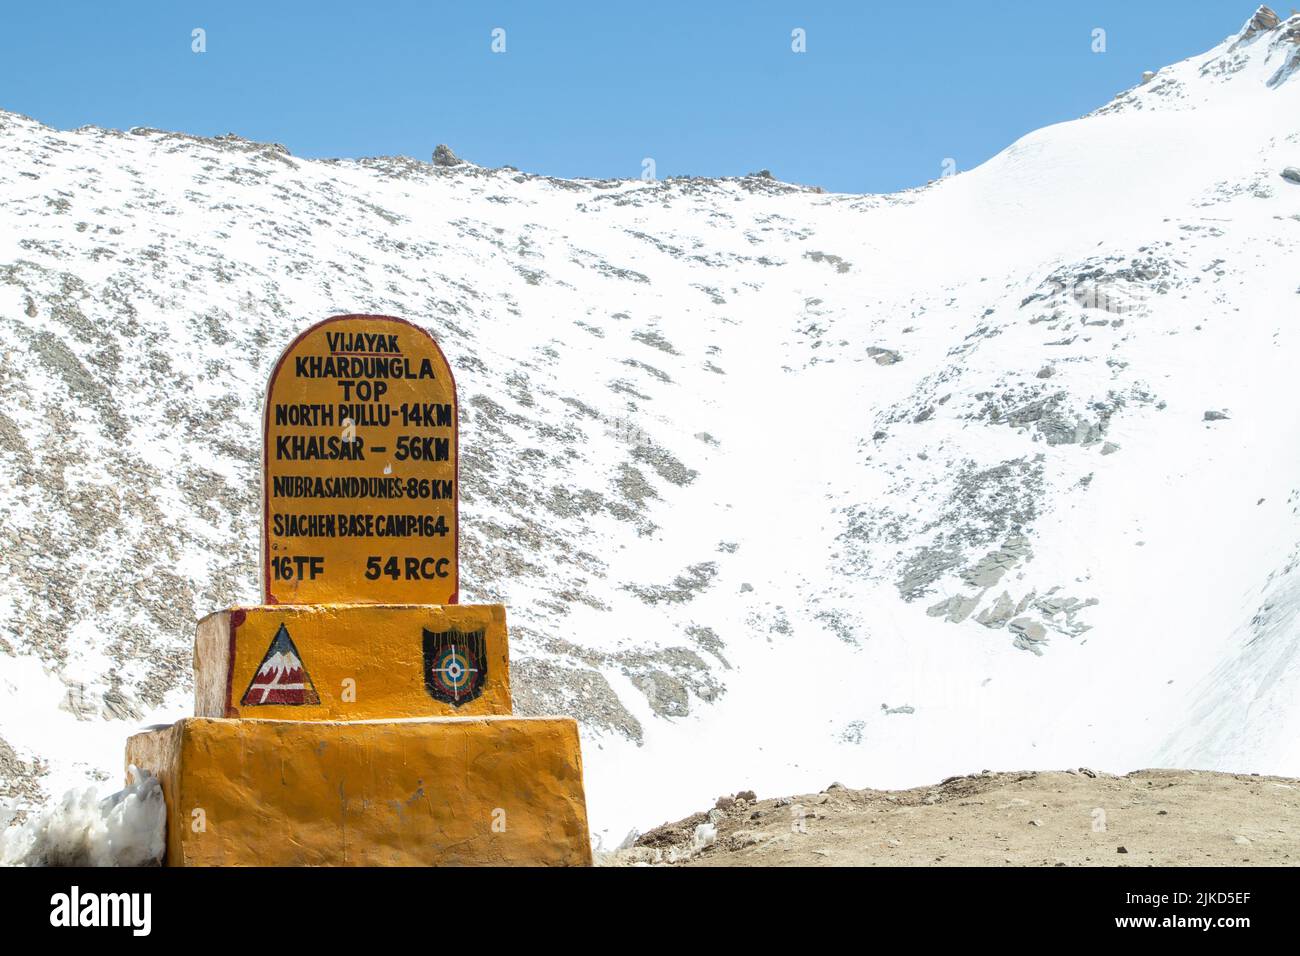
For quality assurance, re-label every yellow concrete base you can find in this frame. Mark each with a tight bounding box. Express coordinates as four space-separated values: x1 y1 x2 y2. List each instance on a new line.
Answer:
126 717 591 866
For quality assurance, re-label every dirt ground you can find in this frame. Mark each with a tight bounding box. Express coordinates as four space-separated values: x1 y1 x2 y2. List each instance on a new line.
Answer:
604 768 1300 866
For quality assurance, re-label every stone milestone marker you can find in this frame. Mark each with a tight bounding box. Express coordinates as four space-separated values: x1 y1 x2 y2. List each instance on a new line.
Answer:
263 315 458 606
127 315 591 866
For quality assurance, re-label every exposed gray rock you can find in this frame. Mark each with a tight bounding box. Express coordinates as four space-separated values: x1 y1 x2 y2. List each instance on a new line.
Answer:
1009 617 1049 655
685 625 729 667
1001 391 1104 446
432 143 463 167
630 670 691 717
894 460 1044 601
511 659 643 744
0 734 44 806
814 608 862 645
632 328 680 355
927 594 980 623
101 689 141 721
625 562 718 605
1282 167 1300 185
59 683 94 721
1240 6 1281 41
804 250 851 273
963 536 1032 589
1204 409 1230 421
631 438 698 487
976 591 1017 629
867 347 902 365
1031 590 1099 637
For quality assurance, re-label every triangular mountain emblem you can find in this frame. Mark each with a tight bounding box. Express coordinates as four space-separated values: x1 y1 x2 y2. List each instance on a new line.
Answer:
240 623 321 706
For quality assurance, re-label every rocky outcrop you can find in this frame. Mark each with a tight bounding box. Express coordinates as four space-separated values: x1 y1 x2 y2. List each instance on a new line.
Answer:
431 143 463 167
1239 6 1281 43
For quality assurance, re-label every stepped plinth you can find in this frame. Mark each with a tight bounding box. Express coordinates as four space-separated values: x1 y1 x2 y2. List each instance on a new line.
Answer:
192 603 512 720
126 315 592 866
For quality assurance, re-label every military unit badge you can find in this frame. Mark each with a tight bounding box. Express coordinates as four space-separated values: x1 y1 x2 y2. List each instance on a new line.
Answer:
422 627 487 706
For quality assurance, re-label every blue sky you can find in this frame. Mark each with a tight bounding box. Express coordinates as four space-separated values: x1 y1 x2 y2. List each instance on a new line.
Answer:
0 1 1266 193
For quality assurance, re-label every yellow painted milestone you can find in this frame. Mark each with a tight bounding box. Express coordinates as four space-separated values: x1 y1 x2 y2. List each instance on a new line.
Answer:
126 717 592 867
125 312 592 866
193 604 511 720
264 314 459 606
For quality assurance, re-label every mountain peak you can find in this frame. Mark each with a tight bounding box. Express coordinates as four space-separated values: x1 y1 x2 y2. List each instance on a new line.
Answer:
1239 5 1282 40
1094 4 1300 115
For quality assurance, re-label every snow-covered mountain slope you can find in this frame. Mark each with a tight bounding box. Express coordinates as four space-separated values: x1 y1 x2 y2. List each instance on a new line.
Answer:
0 8 1297 847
